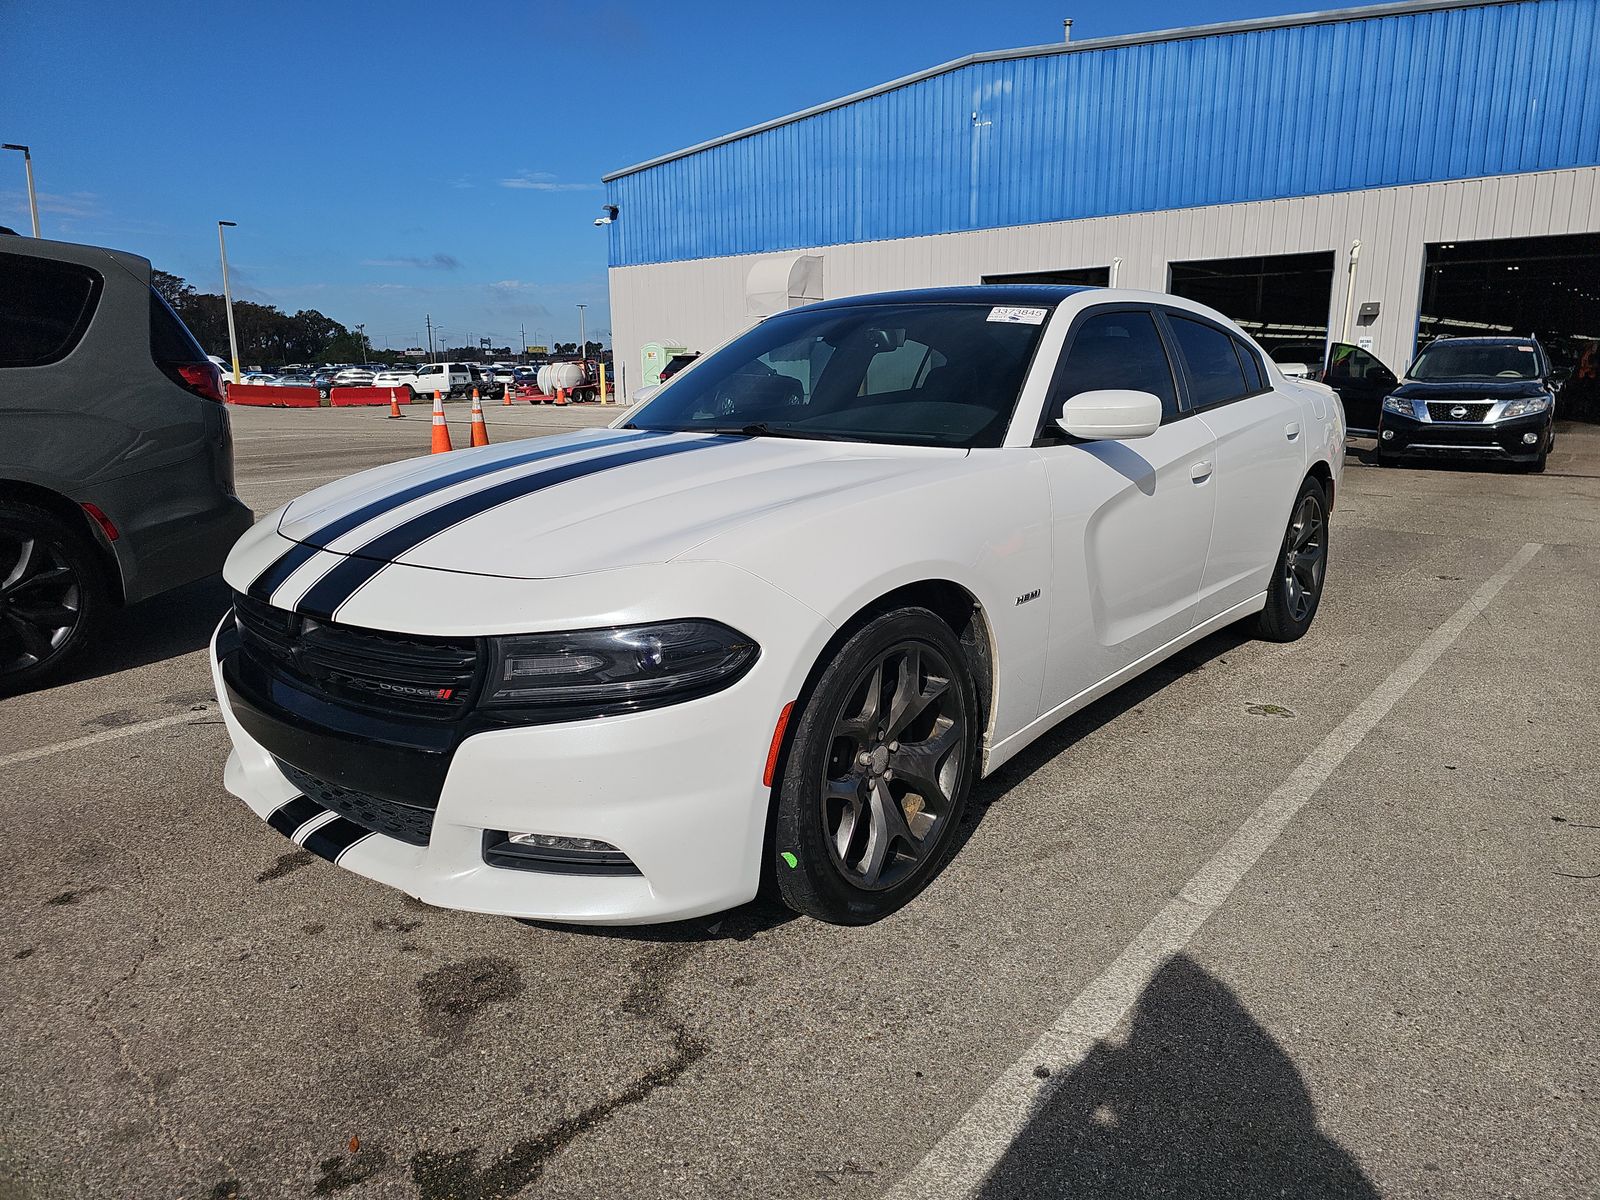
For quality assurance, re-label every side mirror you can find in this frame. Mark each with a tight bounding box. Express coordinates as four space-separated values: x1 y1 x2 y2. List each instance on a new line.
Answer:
633 383 660 403
1057 390 1163 441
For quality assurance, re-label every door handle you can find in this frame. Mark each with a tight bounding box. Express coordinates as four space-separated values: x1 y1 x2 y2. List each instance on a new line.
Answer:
1285 421 1301 440
1189 460 1213 483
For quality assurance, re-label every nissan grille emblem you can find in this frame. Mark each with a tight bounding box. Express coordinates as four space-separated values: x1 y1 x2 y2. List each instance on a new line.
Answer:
1450 405 1468 419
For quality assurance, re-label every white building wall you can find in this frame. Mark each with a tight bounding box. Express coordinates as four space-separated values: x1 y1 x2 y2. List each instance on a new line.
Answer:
609 166 1600 399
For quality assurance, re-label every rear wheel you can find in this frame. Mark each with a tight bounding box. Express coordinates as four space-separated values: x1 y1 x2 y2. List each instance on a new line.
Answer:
1256 477 1329 643
0 505 108 694
773 608 979 924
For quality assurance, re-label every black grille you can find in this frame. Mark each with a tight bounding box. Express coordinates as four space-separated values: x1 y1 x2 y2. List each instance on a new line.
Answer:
233 591 481 719
276 759 436 846
1427 402 1493 423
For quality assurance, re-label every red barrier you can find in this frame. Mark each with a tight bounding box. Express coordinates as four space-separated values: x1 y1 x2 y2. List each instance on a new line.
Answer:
330 387 404 407
227 384 321 408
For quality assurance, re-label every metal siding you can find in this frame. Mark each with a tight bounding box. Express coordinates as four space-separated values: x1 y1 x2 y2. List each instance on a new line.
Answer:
609 165 1600 403
607 0 1600 267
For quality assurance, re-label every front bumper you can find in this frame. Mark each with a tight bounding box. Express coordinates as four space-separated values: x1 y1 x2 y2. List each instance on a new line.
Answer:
209 567 830 925
1376 408 1551 461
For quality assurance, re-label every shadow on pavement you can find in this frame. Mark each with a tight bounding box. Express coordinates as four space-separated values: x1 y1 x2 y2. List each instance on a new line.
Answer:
58 573 233 687
976 954 1379 1200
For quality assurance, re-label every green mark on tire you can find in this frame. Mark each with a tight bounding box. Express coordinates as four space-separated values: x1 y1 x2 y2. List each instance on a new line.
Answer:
781 852 798 869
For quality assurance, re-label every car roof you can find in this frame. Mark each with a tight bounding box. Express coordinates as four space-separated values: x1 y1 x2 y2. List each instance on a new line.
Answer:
1424 336 1538 346
799 284 1097 312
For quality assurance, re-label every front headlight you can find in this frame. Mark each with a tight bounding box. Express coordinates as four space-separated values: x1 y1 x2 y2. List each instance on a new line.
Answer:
482 620 758 715
1382 394 1413 416
1500 394 1552 419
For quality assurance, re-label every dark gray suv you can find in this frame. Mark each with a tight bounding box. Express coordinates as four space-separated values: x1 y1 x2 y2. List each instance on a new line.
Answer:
0 236 252 691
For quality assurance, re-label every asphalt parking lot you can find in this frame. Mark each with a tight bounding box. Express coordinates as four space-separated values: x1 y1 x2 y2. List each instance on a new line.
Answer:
2 404 1596 1200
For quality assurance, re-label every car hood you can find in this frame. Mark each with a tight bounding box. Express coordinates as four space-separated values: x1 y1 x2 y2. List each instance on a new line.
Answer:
274 428 962 580
1391 378 1548 400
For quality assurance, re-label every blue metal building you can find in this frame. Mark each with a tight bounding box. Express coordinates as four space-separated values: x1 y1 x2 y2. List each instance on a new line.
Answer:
603 0 1600 396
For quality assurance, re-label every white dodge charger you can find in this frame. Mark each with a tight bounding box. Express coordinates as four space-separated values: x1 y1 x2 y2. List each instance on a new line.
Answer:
213 287 1343 925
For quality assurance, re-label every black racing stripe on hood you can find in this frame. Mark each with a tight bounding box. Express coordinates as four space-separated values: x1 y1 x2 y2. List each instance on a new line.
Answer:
293 435 735 622
246 430 662 602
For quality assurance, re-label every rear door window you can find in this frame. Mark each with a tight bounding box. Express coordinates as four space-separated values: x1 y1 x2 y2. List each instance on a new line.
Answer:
1168 315 1249 409
0 251 103 367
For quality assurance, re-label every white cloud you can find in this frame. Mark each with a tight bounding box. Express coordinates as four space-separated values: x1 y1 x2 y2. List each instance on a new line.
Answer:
499 170 599 192
361 253 461 270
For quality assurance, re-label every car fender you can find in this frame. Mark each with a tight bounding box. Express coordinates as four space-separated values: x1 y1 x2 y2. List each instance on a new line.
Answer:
686 448 1052 757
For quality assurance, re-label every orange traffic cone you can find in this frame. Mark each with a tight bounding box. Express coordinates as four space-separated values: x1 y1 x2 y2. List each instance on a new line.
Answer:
430 391 453 453
501 380 512 406
555 386 568 407
469 391 490 447
386 388 404 419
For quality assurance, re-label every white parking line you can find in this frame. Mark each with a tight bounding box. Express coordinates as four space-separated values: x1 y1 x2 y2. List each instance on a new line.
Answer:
886 540 1544 1200
0 709 218 769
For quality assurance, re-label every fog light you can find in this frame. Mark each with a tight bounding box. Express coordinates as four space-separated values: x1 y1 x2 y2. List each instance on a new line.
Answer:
1380 429 1395 441
1522 432 1539 444
508 831 619 854
481 830 640 875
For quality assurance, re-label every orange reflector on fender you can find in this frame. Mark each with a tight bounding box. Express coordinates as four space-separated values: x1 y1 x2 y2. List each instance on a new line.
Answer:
763 701 795 787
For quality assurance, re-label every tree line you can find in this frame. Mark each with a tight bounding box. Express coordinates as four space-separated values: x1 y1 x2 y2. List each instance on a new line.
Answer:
153 270 372 366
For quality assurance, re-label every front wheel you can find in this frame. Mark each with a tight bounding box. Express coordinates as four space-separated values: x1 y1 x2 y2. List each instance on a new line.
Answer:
1256 477 1330 643
772 608 979 924
0 505 108 694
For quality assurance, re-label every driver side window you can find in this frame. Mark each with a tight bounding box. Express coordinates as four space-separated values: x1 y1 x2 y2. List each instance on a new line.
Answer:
1046 310 1179 430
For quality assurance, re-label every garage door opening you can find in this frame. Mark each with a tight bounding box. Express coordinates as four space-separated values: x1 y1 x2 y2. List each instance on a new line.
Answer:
1420 233 1600 421
982 267 1110 286
1168 252 1335 365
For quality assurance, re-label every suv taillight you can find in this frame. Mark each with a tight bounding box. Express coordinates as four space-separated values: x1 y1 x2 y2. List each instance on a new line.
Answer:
163 360 227 403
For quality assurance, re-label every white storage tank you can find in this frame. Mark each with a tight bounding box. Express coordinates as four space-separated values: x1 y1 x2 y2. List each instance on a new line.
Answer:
545 362 585 393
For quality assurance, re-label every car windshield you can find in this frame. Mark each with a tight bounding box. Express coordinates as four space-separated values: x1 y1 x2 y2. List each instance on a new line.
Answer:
628 302 1050 448
1408 341 1541 381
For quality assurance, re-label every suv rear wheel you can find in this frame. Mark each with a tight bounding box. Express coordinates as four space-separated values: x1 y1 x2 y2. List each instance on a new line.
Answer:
0 504 108 693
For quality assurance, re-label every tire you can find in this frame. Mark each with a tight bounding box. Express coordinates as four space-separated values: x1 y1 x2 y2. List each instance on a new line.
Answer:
1256 476 1330 643
0 504 109 694
772 607 980 924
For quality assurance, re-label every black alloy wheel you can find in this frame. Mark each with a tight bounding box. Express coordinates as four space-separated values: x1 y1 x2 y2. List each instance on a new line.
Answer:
1256 477 1329 643
773 608 978 924
0 505 105 693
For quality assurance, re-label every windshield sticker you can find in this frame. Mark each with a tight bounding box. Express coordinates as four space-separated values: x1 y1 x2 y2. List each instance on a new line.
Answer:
1517 344 1534 351
987 306 1048 325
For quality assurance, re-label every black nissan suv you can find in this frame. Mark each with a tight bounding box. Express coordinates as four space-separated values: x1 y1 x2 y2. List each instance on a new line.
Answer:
0 236 253 692
1376 336 1559 472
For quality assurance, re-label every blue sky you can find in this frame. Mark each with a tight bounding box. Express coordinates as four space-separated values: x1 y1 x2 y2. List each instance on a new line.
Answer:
5 0 1317 353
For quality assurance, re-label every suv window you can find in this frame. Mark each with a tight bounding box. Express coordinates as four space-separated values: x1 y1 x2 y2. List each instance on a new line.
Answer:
1326 343 1394 385
0 251 103 368
1050 310 1179 422
1168 315 1248 408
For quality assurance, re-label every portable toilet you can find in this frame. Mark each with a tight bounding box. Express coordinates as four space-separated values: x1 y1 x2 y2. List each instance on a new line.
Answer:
641 341 687 389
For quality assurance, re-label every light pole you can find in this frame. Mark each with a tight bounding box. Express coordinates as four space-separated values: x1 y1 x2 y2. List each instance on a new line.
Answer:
217 221 241 384
576 303 587 362
2 145 40 237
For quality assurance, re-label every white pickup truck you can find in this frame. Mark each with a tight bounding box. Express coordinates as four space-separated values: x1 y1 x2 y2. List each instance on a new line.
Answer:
371 361 478 402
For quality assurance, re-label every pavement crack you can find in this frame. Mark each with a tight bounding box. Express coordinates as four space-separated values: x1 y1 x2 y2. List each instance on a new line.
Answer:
84 939 203 1171
409 943 708 1200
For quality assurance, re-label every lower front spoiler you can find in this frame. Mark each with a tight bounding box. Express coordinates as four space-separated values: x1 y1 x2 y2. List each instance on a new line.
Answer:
1376 412 1550 462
